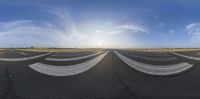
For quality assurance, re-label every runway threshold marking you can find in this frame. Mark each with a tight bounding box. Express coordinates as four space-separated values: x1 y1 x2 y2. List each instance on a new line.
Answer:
45 51 105 61
170 52 200 61
114 51 193 75
123 52 177 61
28 51 109 76
0 53 52 62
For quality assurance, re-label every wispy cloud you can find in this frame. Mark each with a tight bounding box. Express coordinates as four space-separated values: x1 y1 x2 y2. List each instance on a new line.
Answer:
0 20 62 47
116 24 149 33
186 23 200 41
159 29 174 41
95 24 149 35
0 7 84 48
0 6 149 48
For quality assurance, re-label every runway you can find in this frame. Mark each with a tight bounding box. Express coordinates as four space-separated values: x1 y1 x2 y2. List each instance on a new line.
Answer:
1 49 200 99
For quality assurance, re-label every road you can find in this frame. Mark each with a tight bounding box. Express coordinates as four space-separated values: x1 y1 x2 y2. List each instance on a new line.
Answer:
1 49 200 99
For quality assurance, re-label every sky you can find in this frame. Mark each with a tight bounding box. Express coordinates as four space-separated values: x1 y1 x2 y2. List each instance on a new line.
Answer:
0 0 200 48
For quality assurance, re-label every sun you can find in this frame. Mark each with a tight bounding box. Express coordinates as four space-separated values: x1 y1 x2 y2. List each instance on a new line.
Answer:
97 41 103 47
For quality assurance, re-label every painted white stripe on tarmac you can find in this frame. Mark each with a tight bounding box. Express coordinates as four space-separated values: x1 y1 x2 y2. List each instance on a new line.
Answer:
18 52 27 56
0 53 52 62
114 51 193 75
45 51 104 61
170 52 200 61
124 52 177 61
29 51 109 76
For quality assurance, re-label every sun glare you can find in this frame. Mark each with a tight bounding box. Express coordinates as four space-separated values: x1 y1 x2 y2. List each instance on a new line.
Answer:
97 41 103 47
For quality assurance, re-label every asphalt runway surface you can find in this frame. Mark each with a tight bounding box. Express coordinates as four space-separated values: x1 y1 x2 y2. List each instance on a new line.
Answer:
49 51 96 58
0 50 46 58
1 49 200 99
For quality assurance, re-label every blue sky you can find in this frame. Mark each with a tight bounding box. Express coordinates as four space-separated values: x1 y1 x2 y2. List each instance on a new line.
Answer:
0 0 200 48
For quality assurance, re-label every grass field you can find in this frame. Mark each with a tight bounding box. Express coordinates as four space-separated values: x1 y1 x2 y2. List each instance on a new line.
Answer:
121 48 200 52
1 48 200 52
15 48 104 52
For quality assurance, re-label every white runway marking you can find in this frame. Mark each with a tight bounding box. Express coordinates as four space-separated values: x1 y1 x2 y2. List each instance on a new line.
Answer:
18 52 27 56
114 51 193 75
45 51 104 61
0 53 52 62
124 52 177 61
170 52 200 61
29 51 109 76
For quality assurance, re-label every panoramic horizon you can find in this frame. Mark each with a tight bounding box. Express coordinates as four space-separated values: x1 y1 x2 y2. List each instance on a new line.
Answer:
2 1 200 98
1 0 200 48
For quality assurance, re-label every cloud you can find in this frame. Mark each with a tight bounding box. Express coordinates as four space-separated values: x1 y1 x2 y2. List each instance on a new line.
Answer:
49 8 92 47
0 20 62 47
0 7 86 48
95 24 149 35
180 0 200 6
117 24 149 33
159 29 174 41
186 23 200 41
0 5 149 48
168 30 174 36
